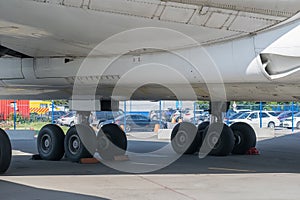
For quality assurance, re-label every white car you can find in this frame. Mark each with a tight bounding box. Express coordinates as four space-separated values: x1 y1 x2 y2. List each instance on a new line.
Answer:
57 111 76 127
229 111 280 128
282 112 300 129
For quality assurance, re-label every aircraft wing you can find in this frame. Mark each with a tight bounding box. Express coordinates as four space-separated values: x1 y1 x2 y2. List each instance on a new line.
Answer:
0 0 299 57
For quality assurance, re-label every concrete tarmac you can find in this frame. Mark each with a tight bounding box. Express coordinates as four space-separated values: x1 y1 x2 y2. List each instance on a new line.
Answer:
1 130 300 200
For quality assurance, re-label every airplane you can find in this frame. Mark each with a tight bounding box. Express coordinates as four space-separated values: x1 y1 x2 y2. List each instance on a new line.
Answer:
1 0 300 174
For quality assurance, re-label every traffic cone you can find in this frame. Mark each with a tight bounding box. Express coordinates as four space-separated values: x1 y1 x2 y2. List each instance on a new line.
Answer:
154 124 160 133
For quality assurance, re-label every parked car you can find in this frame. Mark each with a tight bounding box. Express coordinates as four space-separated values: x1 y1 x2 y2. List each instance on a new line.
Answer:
224 112 247 123
90 110 124 128
229 111 280 128
282 112 300 129
46 111 67 123
102 114 167 132
224 110 251 122
57 111 76 126
277 111 298 125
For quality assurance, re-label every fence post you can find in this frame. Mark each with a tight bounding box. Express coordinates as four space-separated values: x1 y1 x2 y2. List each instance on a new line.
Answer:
292 102 294 133
124 101 127 133
159 100 162 128
259 102 263 128
51 100 54 124
13 100 17 130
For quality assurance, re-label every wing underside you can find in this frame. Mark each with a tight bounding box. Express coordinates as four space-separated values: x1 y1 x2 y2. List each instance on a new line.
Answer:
0 0 299 57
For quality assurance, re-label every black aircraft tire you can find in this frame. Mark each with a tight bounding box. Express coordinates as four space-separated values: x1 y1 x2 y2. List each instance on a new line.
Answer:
171 122 198 154
37 124 65 161
202 123 234 156
198 121 210 131
230 123 257 154
97 124 127 160
0 129 11 174
64 125 96 162
196 121 210 151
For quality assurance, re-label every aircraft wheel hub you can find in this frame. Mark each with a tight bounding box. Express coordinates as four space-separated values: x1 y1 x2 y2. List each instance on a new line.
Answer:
69 135 81 155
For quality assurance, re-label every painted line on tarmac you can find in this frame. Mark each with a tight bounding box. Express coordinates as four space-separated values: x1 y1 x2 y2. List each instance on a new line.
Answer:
208 167 256 173
130 153 169 158
130 161 160 166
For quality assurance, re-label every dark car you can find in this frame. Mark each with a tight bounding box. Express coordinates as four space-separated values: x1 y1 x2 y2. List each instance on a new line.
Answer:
104 114 167 132
90 110 124 128
224 112 246 121
46 111 67 123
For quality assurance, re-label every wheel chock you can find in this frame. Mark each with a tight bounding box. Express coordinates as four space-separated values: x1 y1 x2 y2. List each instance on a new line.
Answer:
246 147 260 155
80 155 129 163
113 155 129 161
80 158 100 164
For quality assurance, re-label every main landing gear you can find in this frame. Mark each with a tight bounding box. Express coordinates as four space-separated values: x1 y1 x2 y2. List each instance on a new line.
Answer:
37 101 128 162
171 102 256 156
35 100 256 164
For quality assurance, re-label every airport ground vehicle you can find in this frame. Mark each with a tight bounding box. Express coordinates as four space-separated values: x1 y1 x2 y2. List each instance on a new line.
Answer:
29 100 52 115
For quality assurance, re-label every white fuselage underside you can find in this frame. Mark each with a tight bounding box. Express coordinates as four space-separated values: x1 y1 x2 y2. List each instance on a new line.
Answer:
0 0 300 101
